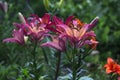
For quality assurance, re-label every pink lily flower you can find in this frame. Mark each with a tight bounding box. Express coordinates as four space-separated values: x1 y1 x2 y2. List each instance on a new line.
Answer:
51 16 99 48
3 13 51 45
12 13 51 42
13 23 28 36
24 13 50 41
41 35 66 52
46 16 74 34
3 29 25 45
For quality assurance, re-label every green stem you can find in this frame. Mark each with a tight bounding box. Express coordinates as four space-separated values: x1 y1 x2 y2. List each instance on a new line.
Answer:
109 73 117 80
31 41 38 80
65 50 71 63
110 75 113 80
72 46 77 80
42 48 49 64
73 54 76 80
55 52 61 80
78 55 81 68
81 49 93 60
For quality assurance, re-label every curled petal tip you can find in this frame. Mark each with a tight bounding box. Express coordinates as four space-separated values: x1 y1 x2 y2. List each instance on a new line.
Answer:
94 16 99 22
90 16 99 24
18 12 22 15
95 16 99 20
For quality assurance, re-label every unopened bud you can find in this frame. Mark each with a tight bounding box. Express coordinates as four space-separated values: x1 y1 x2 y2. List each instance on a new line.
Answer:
0 1 8 13
18 12 26 24
57 0 63 8
43 0 50 11
4 2 8 13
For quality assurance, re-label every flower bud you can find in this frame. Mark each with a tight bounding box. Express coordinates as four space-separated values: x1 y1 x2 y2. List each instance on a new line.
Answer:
0 1 8 13
18 12 26 24
43 0 50 11
57 0 63 8
3 2 8 13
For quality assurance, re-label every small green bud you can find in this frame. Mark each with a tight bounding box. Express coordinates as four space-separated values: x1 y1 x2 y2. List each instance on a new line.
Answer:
58 0 63 8
43 0 50 11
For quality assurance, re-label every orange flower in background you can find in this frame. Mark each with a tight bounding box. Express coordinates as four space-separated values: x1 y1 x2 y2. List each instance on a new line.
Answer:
104 57 120 75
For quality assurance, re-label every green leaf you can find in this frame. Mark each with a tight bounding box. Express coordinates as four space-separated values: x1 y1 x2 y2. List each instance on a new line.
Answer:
79 76 94 80
101 26 109 43
58 73 72 80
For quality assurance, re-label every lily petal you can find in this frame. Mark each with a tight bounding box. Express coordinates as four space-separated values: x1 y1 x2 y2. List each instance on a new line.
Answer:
42 13 50 24
65 16 74 25
53 16 63 25
107 57 115 65
41 42 62 51
3 38 18 43
78 24 89 40
89 16 99 29
81 31 96 40
57 24 73 36
3 29 25 45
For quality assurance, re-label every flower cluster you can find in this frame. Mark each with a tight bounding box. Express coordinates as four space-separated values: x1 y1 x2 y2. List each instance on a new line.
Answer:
3 13 99 80
3 13 51 45
3 13 99 51
104 57 120 75
42 15 99 51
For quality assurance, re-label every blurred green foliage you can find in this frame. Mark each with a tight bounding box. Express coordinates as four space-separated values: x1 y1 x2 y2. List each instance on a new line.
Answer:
0 0 120 80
